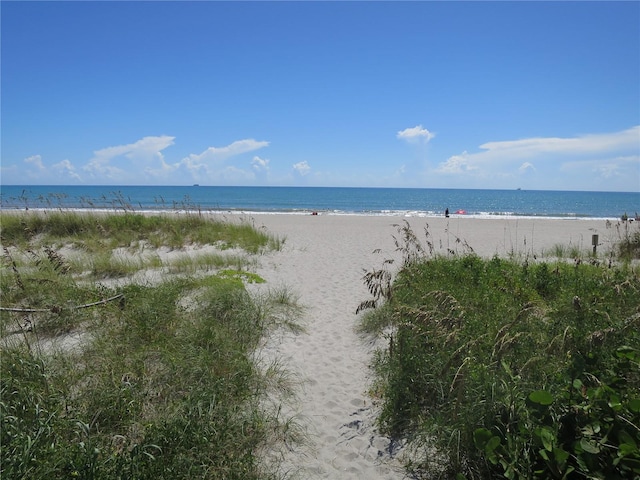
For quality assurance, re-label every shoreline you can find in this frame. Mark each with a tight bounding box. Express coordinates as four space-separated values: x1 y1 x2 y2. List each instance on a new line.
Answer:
0 206 625 222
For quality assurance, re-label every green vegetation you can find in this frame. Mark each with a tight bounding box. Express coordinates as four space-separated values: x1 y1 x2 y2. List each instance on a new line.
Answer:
0 210 284 253
545 243 584 260
359 222 640 479
1 211 299 479
615 220 640 261
1 211 282 283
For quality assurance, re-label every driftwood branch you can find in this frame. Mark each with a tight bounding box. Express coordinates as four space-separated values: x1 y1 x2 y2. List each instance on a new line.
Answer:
0 294 125 313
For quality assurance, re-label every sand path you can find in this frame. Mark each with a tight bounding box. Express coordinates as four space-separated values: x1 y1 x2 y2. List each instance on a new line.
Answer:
249 215 405 479
245 214 612 479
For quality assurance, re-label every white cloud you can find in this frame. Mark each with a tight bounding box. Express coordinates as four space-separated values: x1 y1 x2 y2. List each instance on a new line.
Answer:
435 126 640 189
77 136 271 183
15 155 84 183
92 135 175 163
251 155 270 172
476 126 639 161
561 155 639 178
518 162 535 174
293 161 311 176
594 163 621 179
397 125 435 143
145 157 176 177
436 151 477 174
53 159 82 181
84 135 175 179
185 139 269 164
219 165 256 183
7 136 274 185
176 139 270 182
24 155 45 170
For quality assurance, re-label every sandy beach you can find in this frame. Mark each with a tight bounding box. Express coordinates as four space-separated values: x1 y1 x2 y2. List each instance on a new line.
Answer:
241 214 614 479
1 210 623 478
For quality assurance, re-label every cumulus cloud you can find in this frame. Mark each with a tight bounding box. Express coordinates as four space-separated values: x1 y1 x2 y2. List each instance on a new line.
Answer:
14 155 84 183
435 126 640 189
24 155 45 170
53 159 82 181
7 135 274 185
92 135 175 163
219 165 256 183
185 139 269 164
78 136 270 183
397 125 435 143
84 135 176 179
436 152 477 174
251 156 270 172
177 139 270 182
293 161 311 176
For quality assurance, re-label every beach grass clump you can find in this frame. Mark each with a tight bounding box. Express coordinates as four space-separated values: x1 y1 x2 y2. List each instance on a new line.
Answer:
0 247 106 337
0 211 283 253
360 224 640 479
615 220 640 261
166 253 257 275
2 276 300 479
545 242 584 260
1 211 301 479
88 250 150 278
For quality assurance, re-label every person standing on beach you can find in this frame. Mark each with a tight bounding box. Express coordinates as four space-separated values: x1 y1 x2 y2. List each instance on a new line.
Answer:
445 208 449 218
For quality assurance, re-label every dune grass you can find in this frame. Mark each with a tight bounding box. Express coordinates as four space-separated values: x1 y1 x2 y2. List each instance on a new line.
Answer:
359 222 640 479
166 254 257 276
0 210 284 253
615 220 640 261
1 211 281 312
1 211 300 480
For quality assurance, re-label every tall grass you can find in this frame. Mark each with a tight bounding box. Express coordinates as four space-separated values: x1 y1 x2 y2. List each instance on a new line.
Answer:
359 223 640 479
167 253 257 275
0 211 284 253
2 278 302 479
1 212 300 479
615 219 640 261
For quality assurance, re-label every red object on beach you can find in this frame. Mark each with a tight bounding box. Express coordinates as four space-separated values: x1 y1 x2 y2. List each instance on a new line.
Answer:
455 209 466 214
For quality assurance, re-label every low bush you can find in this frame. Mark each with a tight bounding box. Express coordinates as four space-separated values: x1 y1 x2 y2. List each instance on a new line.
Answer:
1 212 298 479
360 224 640 479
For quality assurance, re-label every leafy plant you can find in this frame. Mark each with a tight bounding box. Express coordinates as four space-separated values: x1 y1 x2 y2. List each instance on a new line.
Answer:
475 347 640 479
359 223 640 479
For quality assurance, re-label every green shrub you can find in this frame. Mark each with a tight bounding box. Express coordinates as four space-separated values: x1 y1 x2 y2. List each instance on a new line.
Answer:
360 232 640 479
0 212 298 479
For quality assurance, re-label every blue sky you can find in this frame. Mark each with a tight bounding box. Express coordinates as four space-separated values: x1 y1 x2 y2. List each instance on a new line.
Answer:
2 1 639 191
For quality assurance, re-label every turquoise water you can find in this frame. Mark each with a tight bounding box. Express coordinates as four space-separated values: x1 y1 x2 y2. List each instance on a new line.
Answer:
1 185 638 219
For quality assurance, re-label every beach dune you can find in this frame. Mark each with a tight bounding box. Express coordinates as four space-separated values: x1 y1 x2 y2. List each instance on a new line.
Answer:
244 214 612 479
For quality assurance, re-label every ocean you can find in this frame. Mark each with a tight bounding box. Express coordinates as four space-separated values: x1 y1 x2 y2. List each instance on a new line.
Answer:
0 185 638 220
